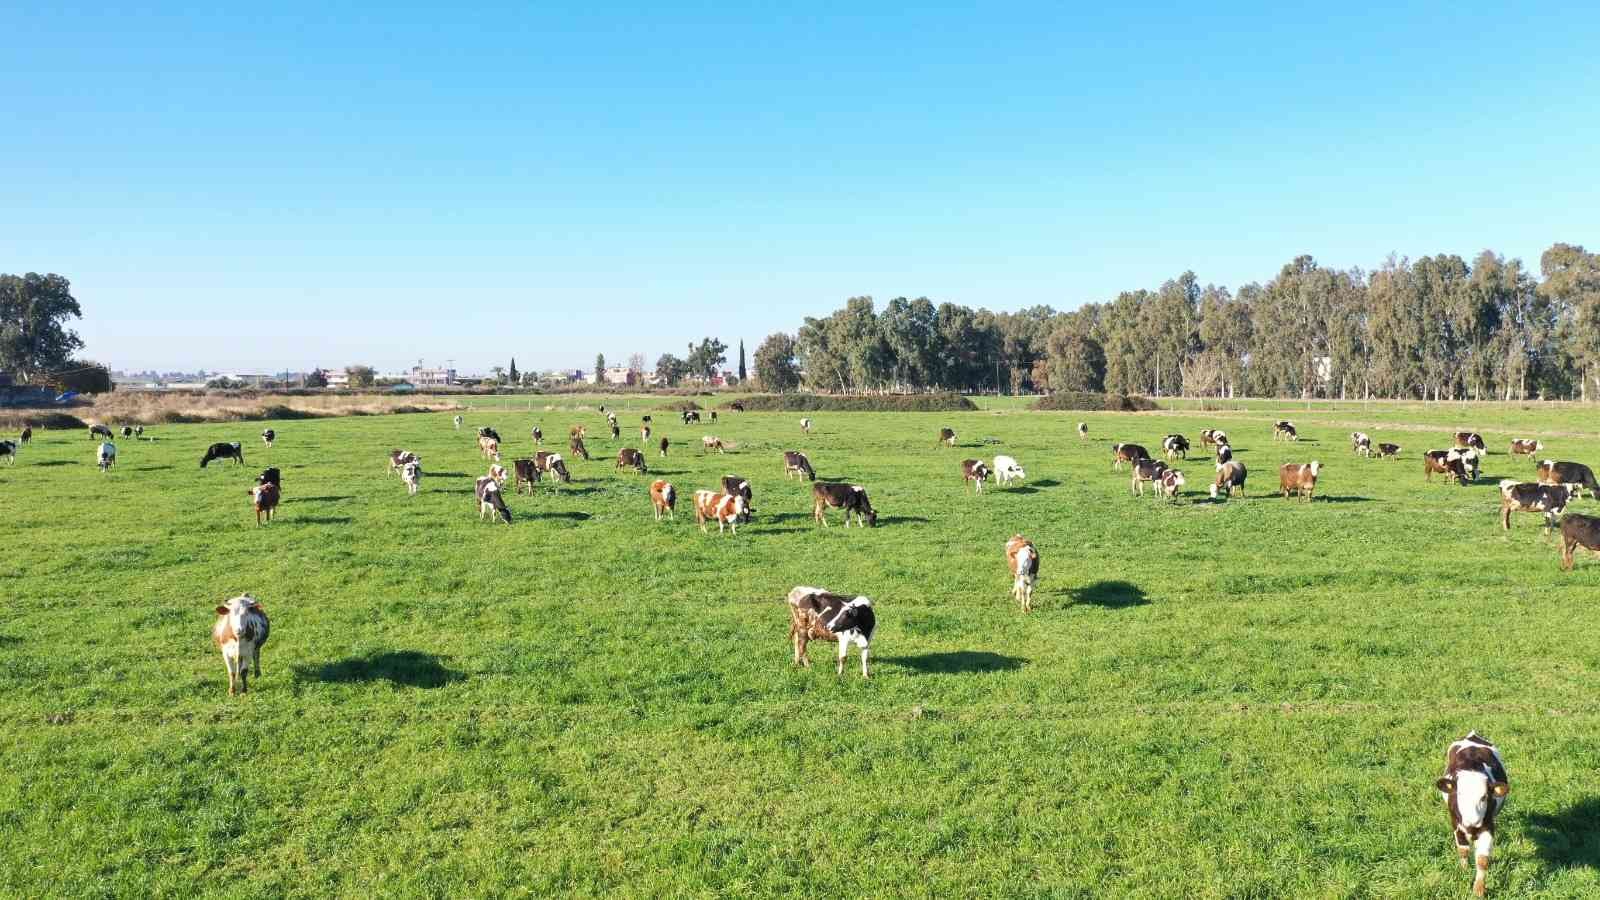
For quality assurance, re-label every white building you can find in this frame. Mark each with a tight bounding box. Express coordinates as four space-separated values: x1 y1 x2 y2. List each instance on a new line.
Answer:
410 366 457 386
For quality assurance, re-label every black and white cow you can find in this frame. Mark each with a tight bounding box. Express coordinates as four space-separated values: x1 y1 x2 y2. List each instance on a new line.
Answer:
1273 420 1297 441
1376 442 1402 458
616 448 647 473
475 475 512 524
1162 434 1189 459
0 439 17 465
1536 460 1600 500
787 586 876 678
784 450 816 481
1351 432 1372 457
97 441 116 472
1129 458 1170 497
1436 731 1509 898
201 442 244 468
1214 443 1233 466
721 475 754 522
1498 480 1573 532
261 428 275 448
89 424 113 440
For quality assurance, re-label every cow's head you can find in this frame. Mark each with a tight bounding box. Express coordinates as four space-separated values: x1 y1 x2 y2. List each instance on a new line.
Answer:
214 594 264 631
1437 770 1509 829
1308 461 1322 477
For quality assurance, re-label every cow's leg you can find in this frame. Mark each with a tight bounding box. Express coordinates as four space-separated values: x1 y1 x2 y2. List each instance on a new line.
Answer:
222 651 238 696
859 642 870 678
1472 830 1492 896
836 640 847 676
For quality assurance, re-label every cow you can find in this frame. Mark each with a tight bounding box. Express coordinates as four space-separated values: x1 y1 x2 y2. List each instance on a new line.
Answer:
1560 513 1600 571
212 594 270 696
962 458 990 493
569 435 591 460
478 435 501 461
641 415 652 425
710 410 718 423
475 476 512 524
401 460 422 496
1129 458 1170 497
1214 443 1233 466
1077 422 1087 440
721 475 754 522
786 586 875 678
0 440 15 465
784 450 816 481
702 436 725 454
534 450 571 484
479 426 502 443
453 414 463 430
683 410 701 425
1498 480 1572 533
120 425 133 438
1454 432 1487 453
200 442 244 468
568 424 586 439
1376 442 1402 458
991 454 1026 486
1209 461 1247 499
1424 450 1469 484
388 450 419 475
1200 429 1227 450
261 428 275 448
256 467 281 489
1351 432 1372 457
512 459 541 495
1536 460 1600 500
800 417 813 434
1436 731 1509 897
1162 434 1189 459
250 481 280 524
488 463 508 485
1273 421 1298 441
812 482 876 527
1279 461 1321 501
1005 535 1039 612
1112 443 1149 471
531 426 543 445
610 422 621 440
1456 448 1483 482
938 427 956 447
89 424 113 440
728 402 744 413
616 448 647 474
659 436 670 458
1509 439 1543 456
1155 467 1186 500
96 441 116 471
649 479 676 520
19 426 31 443
133 425 143 439
693 490 747 534
641 425 652 443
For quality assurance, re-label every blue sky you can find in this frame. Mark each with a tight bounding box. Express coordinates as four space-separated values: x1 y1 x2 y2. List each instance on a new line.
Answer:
4 2 1597 373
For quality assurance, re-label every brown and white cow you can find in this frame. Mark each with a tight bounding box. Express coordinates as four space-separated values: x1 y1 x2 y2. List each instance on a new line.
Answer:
1424 450 1469 484
783 450 816 481
478 435 501 461
1112 443 1149 471
1560 513 1600 571
212 594 270 696
569 435 591 460
693 489 747 534
1498 480 1573 532
1210 461 1246 499
1436 731 1509 897
1129 458 1170 497
721 475 754 522
1273 420 1297 441
569 424 587 439
702 435 725 454
641 425 652 443
1536 460 1600 500
1005 535 1039 612
512 458 541 495
812 482 876 527
531 425 543 445
649 479 676 521
1508 438 1542 456
1199 428 1222 449
534 450 571 484
1279 461 1321 501
962 459 991 493
0 440 16 465
250 481 280 525
1454 431 1487 453
787 586 875 678
938 427 957 447
388 449 418 476
616 447 647 474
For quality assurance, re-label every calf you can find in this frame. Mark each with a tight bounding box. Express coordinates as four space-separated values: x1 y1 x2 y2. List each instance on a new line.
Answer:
728 402 744 412
478 435 501 461
1129 458 1170 497
993 454 1026 486
683 410 701 424
388 449 419 475
1351 432 1371 457
453 414 463 430
1162 434 1189 459
250 481 280 524
1210 460 1247 499
800 417 813 434
610 422 621 440
121 425 133 438
256 467 281 489
938 427 956 447
478 426 502 442
641 415 652 425
212 594 270 696
97 441 117 472
534 450 571 484
641 425 652 443
1424 450 1468 484
201 442 244 468
1456 448 1483 482
19 426 31 443
1273 420 1297 441
1436 731 1509 897
650 479 676 520
1077 422 1087 440
1155 467 1186 500
475 476 512 524
1214 443 1233 466
89 424 113 440
693 489 747 534
1279 461 1321 500
531 425 543 445
568 424 586 439
1560 513 1600 571
1498 480 1571 532
1376 442 1402 458
1005 535 1039 612
616 447 647 473
721 475 754 522
710 410 718 423
512 458 541 495
569 435 591 460
488 463 508 485
962 458 991 493
787 586 875 678
401 460 422 496
702 435 725 453
1509 438 1542 456
0 440 15 465
659 436 670 458
1200 428 1226 449
784 450 816 481
1454 431 1487 453
1112 443 1149 471
812 482 876 527
133 425 143 439
261 428 275 448
1536 460 1600 500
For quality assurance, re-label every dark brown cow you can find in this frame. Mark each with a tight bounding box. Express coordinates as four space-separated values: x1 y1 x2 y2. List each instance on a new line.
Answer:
1499 480 1573 532
568 435 591 460
1129 458 1169 497
1424 450 1468 484
616 448 647 473
812 482 876 527
1162 434 1189 459
1436 731 1509 897
659 436 669 457
1560 513 1600 571
19 426 32 443
512 458 541 495
1536 460 1600 499
783 450 816 481
721 475 754 522
937 427 957 447
1111 443 1149 471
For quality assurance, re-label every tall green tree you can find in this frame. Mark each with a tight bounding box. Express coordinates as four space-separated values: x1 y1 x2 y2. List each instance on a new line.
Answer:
345 365 377 388
654 353 689 386
737 340 747 383
1541 243 1600 400
685 338 728 380
594 353 605 384
0 273 84 380
508 358 519 384
753 332 800 392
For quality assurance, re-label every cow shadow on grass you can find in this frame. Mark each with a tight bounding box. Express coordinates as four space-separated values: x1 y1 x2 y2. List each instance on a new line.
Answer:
295 515 353 525
1312 495 1375 503
878 515 931 525
295 650 464 689
1002 485 1040 495
885 651 1027 675
131 465 172 472
1525 797 1600 870
33 460 76 467
531 511 592 521
429 471 473 479
287 495 354 503
1069 580 1150 608
1032 479 1061 488
769 512 814 524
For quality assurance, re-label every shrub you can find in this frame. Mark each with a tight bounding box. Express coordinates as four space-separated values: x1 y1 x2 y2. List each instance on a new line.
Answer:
0 412 88 431
729 393 977 412
1031 392 1160 412
659 400 703 412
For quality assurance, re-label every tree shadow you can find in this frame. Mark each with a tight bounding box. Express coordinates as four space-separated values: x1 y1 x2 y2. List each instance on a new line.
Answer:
287 495 354 503
1069 580 1150 608
294 650 464 689
295 515 353 525
34 460 76 467
1525 798 1600 870
884 651 1027 674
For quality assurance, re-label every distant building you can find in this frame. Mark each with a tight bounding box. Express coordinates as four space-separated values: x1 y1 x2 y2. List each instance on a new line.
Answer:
602 366 639 386
411 366 457 386
324 370 351 388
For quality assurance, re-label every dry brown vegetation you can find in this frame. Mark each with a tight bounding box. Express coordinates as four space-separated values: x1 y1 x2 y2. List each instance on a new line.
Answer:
0 391 462 431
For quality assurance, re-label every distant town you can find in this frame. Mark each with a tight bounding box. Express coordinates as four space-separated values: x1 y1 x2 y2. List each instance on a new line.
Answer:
108 364 743 391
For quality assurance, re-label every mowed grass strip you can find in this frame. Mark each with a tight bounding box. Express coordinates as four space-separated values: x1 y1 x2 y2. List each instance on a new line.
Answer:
3 399 1600 897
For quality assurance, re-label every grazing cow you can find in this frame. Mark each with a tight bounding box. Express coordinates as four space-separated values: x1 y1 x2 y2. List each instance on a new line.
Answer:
1210 461 1247 499
1005 535 1039 612
20 426 32 443
96 442 117 471
1536 460 1600 500
1498 480 1572 532
787 586 875 678
1456 448 1483 482
250 481 280 524
1077 422 1087 440
1377 442 1402 458
133 425 143 439
994 454 1026 486
568 424 586 439
89 424 113 440
938 427 957 447
532 451 571 485
387 449 419 475
0 440 15 465
1455 431 1487 453
1129 458 1170 497
1560 513 1600 570
1279 461 1322 501
641 425 652 443
212 594 270 696
478 426 502 442
800 417 813 434
121 425 133 438
812 482 877 527
1273 421 1298 441
1436 731 1509 897
256 467 281 489
261 428 275 448
453 414 463 430
659 436 670 457
478 435 501 461
401 460 422 496
962 458 991 493
682 410 701 424
1155 468 1186 500
784 450 816 481
1112 443 1149 471
569 435 591 460
1162 434 1189 459
475 476 512 524
610 422 621 440
488 463 508 485
1509 438 1542 456
531 425 543 445
1351 432 1372 457
1200 428 1227 449
512 458 541 495
693 489 747 534
616 447 647 473
650 479 676 520
702 435 725 454
641 415 652 424
1424 450 1469 484
721 475 754 522
200 442 244 468
1214 443 1233 466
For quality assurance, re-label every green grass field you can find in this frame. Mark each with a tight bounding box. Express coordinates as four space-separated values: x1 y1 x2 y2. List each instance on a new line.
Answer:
4 397 1600 898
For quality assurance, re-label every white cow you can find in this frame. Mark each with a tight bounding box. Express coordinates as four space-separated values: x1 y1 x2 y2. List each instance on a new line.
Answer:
994 454 1026 486
97 441 116 472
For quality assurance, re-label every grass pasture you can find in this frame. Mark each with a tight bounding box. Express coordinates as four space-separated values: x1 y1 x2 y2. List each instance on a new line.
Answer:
3 398 1600 897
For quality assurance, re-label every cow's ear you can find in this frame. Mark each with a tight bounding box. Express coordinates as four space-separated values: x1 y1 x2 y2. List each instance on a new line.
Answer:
1436 776 1455 793
1492 782 1509 797
215 605 229 615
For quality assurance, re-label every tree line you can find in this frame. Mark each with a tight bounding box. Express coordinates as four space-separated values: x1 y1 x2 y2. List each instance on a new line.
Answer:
751 243 1600 401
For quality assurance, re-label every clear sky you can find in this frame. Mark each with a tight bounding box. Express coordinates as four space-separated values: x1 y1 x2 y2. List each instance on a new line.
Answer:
5 2 1597 373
